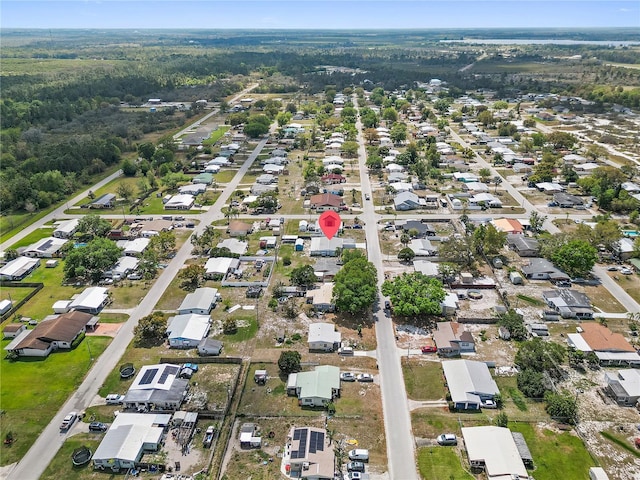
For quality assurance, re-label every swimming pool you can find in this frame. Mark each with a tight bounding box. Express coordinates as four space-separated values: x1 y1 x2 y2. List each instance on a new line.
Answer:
622 230 639 238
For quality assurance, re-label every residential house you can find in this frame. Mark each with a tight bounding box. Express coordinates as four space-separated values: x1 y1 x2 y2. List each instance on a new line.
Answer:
287 365 340 407
605 369 640 406
441 293 459 316
69 287 109 314
22 237 67 258
216 238 248 255
542 289 593 319
306 283 335 312
461 426 529 480
567 322 640 366
121 237 150 257
536 182 564 193
434 322 475 356
122 363 189 410
178 287 219 315
308 323 341 352
413 260 439 277
521 258 569 281
309 193 343 212
506 235 540 257
491 218 523 235
409 239 437 256
90 193 116 209
193 172 213 185
574 162 600 175
92 413 170 472
310 237 346 257
179 184 207 196
553 192 584 208
198 338 223 356
321 173 345 184
263 164 285 175
389 181 414 193
164 194 195 210
463 182 489 193
442 359 500 410
313 258 342 281
284 426 334 480
109 256 139 278
469 193 502 208
227 220 253 237
614 238 636 261
166 313 211 348
401 220 436 237
394 191 425 211
53 218 79 239
0 256 40 281
453 172 479 183
204 257 240 278
386 163 405 173
4 311 93 358
256 173 277 185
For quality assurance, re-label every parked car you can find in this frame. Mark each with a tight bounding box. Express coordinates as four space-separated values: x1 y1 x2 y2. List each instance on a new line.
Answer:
421 345 437 353
607 266 618 271
347 461 366 473
365 194 371 201
340 372 356 382
348 473 362 480
127 273 142 280
89 422 108 432
338 346 354 356
348 449 369 462
437 433 457 446
357 373 374 383
60 412 78 432
105 394 125 405
352 224 363 229
182 363 199 372
621 268 633 275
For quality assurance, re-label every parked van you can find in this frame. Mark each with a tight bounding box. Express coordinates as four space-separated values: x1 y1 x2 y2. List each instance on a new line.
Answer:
348 449 369 462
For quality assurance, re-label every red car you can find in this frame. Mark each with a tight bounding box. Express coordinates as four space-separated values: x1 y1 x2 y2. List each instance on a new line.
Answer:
421 345 437 353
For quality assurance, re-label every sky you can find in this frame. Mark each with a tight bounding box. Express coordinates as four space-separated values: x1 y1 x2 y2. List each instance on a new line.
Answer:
1 0 639 29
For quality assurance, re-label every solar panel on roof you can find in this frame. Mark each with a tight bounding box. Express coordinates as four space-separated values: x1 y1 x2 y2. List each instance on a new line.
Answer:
139 368 158 385
309 431 325 453
159 365 179 384
39 239 54 251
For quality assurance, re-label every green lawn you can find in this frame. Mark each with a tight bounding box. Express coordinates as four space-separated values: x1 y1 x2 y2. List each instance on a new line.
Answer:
402 359 446 400
0 336 112 466
417 447 474 480
8 227 56 250
0 286 35 307
39 434 102 480
203 125 231 145
509 422 595 480
214 169 238 183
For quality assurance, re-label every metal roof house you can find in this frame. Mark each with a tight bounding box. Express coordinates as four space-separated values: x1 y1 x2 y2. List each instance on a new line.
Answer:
0 256 40 281
287 365 341 407
204 257 240 278
165 313 211 348
178 287 219 315
605 369 640 406
283 426 334 480
69 287 109 314
216 238 248 255
53 218 79 239
123 364 189 410
90 193 116 209
442 359 500 410
92 412 170 472
197 338 223 356
433 322 475 356
461 426 529 480
164 194 195 210
22 237 67 258
308 323 341 352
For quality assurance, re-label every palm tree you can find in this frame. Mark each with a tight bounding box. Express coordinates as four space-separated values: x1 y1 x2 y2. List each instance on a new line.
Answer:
400 234 410 246
493 176 503 194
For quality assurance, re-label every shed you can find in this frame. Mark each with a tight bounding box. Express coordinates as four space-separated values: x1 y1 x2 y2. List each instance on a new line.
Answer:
254 370 267 385
198 338 223 356
509 271 524 285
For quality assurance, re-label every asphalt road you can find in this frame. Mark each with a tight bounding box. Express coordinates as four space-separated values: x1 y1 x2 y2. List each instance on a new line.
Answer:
354 97 419 480
5 136 270 480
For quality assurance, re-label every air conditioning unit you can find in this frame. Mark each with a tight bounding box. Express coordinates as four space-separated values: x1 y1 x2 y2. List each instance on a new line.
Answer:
303 462 310 470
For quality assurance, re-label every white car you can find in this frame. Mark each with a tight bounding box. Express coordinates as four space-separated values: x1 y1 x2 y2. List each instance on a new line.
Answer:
106 394 125 405
60 412 78 432
621 268 633 275
357 373 374 383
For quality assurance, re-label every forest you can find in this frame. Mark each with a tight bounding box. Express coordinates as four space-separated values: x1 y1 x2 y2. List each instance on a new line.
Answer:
1 28 639 217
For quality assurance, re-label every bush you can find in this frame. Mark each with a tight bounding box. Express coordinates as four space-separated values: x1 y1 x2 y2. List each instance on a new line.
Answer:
282 256 292 266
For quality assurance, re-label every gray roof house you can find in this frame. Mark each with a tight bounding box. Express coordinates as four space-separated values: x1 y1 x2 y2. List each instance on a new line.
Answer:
0 256 40 281
461 426 529 480
401 220 436 237
553 192 584 208
442 359 500 410
521 258 569 281
90 193 116 209
506 235 540 257
166 314 211 348
433 322 475 357
308 323 341 352
123 364 189 410
92 413 170 472
394 191 426 211
605 369 640 406
409 239 437 256
198 338 223 356
287 365 341 408
313 258 342 281
178 287 219 315
542 289 593 319
22 237 67 258
614 237 636 261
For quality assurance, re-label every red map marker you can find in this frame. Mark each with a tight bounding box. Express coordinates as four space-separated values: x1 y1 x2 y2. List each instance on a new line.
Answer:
319 211 341 240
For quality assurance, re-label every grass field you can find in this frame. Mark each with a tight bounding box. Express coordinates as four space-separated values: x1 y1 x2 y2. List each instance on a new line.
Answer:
203 126 231 145
0 286 35 307
402 359 446 400
39 434 103 480
8 227 55 250
509 422 595 480
417 447 474 480
0 336 112 465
